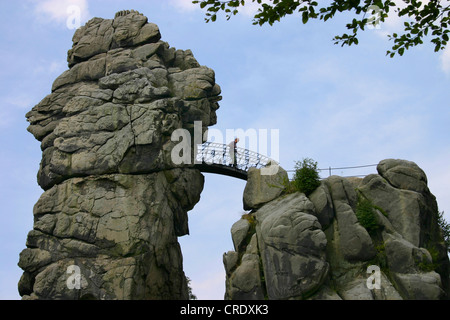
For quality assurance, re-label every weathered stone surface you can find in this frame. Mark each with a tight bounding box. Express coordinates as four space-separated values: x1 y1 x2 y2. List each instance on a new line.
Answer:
373 272 403 300
308 285 342 300
229 253 264 299
383 233 432 274
223 251 239 275
361 160 450 299
18 170 203 299
256 193 329 299
358 174 427 247
26 11 221 192
67 10 161 67
339 278 374 300
20 10 217 300
226 159 450 300
243 163 287 211
20 9 450 301
225 235 265 300
308 181 334 229
392 272 445 300
337 272 401 300
377 159 429 194
230 219 250 252
53 55 107 91
325 176 376 262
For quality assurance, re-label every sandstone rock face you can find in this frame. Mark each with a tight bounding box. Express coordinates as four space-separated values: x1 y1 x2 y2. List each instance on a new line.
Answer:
26 10 220 191
226 160 450 300
226 191 330 300
243 164 288 210
19 10 450 301
19 11 221 300
256 193 329 299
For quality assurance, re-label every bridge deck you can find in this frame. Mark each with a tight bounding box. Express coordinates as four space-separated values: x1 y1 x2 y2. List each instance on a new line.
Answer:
194 142 274 180
194 162 248 180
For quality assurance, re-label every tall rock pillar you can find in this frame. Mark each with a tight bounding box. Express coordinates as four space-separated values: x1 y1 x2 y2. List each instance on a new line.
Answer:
18 10 221 299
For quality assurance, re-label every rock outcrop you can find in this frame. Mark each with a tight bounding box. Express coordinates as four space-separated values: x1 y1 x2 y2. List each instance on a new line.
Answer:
226 159 450 300
19 10 221 299
19 10 449 301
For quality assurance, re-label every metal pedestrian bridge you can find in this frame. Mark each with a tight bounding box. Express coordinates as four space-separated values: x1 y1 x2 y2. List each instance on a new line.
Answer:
193 142 275 180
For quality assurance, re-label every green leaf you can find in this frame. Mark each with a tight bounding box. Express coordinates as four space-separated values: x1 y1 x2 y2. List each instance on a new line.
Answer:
194 0 449 57
302 11 309 24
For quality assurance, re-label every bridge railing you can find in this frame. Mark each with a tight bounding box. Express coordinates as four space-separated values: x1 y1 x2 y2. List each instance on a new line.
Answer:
195 142 273 172
286 164 378 180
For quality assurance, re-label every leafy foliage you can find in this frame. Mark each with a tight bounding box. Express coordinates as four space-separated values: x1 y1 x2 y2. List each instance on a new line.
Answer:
437 210 450 253
355 196 379 235
417 247 440 272
292 158 321 196
192 0 450 57
241 212 256 226
268 157 320 195
186 277 197 300
240 213 257 252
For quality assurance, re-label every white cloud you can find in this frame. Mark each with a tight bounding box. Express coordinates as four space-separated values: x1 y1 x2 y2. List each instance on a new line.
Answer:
369 1 450 75
370 1 406 39
238 1 265 18
32 0 90 25
374 1 450 41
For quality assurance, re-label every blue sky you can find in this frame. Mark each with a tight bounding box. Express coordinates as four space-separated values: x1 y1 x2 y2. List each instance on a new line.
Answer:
0 0 449 300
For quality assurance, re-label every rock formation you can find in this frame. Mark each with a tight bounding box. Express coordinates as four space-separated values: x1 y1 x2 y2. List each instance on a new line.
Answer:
19 10 221 299
19 10 449 301
225 159 450 300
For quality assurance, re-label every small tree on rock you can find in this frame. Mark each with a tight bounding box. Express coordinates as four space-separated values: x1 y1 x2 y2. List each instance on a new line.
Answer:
293 158 321 196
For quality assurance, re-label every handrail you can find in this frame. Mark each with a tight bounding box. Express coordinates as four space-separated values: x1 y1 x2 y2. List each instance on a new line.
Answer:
195 142 274 172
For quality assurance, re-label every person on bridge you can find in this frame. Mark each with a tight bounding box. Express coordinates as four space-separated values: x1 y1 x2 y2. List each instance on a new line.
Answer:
228 138 239 168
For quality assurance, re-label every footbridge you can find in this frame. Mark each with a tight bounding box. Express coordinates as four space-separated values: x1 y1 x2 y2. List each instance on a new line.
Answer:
193 142 275 180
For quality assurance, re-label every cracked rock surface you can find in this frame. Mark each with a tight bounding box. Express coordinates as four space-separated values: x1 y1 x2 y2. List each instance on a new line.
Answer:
226 159 450 300
19 10 219 300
